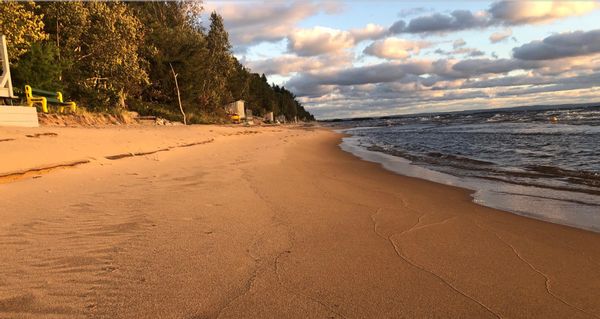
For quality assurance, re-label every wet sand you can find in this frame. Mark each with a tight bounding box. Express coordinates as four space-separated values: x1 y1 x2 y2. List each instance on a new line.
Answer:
1 125 599 318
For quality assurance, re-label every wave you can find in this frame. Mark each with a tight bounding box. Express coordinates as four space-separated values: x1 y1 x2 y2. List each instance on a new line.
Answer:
366 143 600 196
340 135 600 233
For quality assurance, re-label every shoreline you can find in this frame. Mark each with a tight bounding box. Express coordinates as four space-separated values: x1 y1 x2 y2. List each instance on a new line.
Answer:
337 127 600 233
1 125 599 317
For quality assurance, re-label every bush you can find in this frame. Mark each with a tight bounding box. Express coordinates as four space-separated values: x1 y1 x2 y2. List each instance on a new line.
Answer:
127 98 183 122
12 42 63 92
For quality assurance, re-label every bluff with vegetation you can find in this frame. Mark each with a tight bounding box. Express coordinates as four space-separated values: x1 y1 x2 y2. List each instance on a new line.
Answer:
0 1 315 123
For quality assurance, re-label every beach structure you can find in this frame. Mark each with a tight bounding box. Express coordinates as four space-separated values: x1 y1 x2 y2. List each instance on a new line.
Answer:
0 35 15 100
264 112 274 123
224 100 245 119
0 35 38 127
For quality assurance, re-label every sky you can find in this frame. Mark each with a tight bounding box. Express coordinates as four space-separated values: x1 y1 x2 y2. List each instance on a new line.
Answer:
204 1 600 119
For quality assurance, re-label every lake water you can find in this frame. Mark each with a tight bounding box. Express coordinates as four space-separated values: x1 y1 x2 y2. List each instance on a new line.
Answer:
336 105 600 232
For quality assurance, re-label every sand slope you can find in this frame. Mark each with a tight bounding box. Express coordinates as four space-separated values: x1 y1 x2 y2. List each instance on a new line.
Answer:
0 126 599 318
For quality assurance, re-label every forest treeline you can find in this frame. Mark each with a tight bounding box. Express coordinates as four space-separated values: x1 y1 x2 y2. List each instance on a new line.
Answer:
0 1 315 123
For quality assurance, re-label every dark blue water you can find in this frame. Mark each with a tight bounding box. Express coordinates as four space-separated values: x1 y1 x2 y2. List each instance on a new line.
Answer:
336 105 600 232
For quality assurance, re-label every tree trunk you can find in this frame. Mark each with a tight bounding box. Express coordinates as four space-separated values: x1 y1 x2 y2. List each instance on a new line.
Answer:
169 63 186 125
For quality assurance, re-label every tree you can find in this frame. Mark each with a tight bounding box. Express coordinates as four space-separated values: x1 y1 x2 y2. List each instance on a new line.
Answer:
0 1 47 61
129 1 206 117
39 1 148 109
227 58 250 103
79 2 148 108
2 0 315 121
12 42 62 91
201 12 234 112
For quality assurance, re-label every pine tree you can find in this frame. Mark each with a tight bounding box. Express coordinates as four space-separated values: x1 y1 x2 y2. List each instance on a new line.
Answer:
201 12 234 112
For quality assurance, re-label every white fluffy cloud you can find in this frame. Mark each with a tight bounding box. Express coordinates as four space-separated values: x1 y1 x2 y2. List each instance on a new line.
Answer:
489 1 599 25
364 38 430 60
287 27 356 56
206 1 343 47
245 53 353 76
287 24 391 56
349 23 388 42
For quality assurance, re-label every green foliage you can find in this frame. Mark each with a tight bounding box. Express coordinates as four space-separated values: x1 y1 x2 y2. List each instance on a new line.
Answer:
38 1 148 109
227 58 250 101
1 0 315 122
12 42 62 91
200 12 234 112
127 98 182 122
0 1 47 60
130 1 206 115
240 73 314 121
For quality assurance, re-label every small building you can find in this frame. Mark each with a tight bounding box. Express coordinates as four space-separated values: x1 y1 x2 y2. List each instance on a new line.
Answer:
224 100 245 119
264 112 274 123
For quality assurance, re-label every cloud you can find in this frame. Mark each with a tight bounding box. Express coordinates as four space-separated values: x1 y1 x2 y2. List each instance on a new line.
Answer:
490 29 512 43
434 47 485 58
452 58 541 76
350 23 388 42
453 39 466 49
465 49 485 57
245 53 353 76
489 1 599 25
207 1 343 47
297 65 600 118
286 60 435 96
397 7 433 18
513 29 600 60
287 46 600 102
388 1 599 36
286 56 551 98
306 85 600 119
389 20 407 34
287 23 391 56
461 72 600 89
363 38 430 60
287 26 355 56
494 81 598 97
390 10 490 34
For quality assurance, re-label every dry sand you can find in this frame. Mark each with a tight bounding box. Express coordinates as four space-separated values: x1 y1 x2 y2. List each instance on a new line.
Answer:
0 124 599 318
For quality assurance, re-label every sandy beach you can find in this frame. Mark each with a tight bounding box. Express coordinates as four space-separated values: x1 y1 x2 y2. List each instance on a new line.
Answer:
1 124 599 318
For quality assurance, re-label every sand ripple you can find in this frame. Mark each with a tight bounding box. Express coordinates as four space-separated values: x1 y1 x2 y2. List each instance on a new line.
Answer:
0 201 153 318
